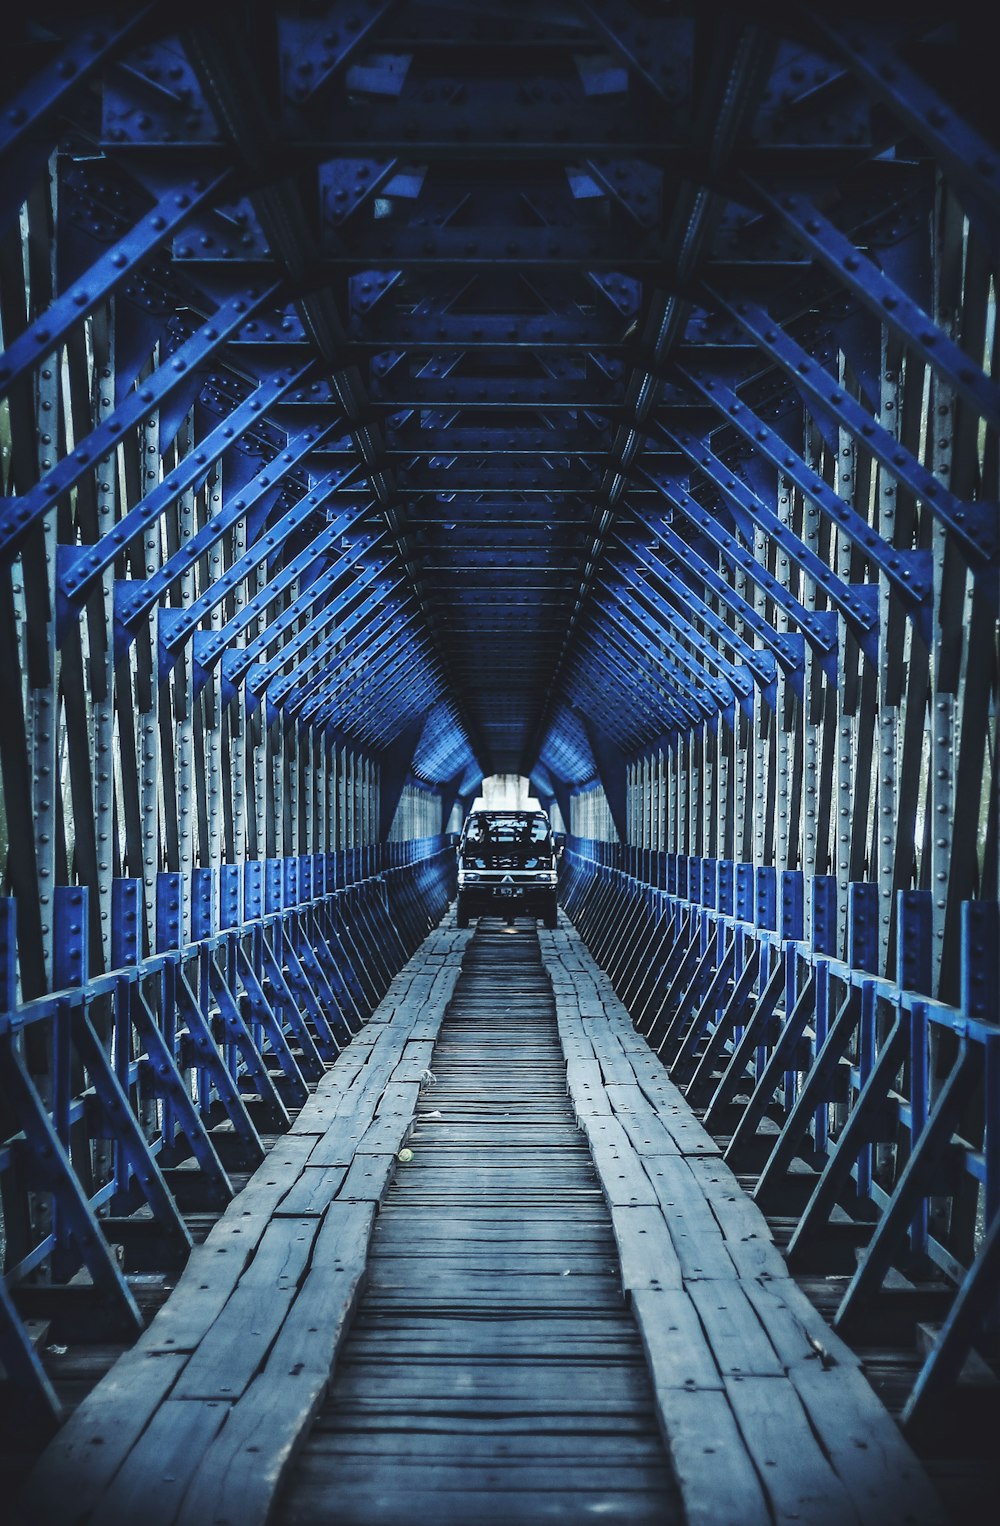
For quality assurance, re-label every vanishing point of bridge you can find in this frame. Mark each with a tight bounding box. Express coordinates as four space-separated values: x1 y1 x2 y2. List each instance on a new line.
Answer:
0 5 998 1523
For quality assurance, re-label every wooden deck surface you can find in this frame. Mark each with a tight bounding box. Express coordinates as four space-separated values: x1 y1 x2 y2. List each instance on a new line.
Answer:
21 914 946 1526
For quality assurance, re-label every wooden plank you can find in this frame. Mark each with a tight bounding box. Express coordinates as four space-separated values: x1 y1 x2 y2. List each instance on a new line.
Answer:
173 1217 320 1399
314 1431 668 1466
95 1398 230 1526
606 1087 682 1156
630 1287 723 1391
331 1362 658 1405
685 1154 777 1242
139 1230 259 1355
741 1278 862 1371
587 1133 660 1208
355 1108 416 1156
176 1202 374 1526
788 1358 948 1524
724 1373 862 1524
297 1454 671 1490
375 1079 422 1116
641 1155 726 1237
669 1227 739 1283
274 1164 349 1216
611 1205 684 1292
307 1113 370 1167
346 1316 639 1361
642 1092 722 1156
366 1270 616 1308
288 1038 381 1133
653 1386 771 1526
20 1351 188 1525
686 1281 784 1376
279 1482 671 1525
391 1039 437 1081
724 1236 791 1281
339 1150 398 1203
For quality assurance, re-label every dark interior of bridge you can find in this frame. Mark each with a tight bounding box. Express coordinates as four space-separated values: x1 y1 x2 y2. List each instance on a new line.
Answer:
0 4 998 1522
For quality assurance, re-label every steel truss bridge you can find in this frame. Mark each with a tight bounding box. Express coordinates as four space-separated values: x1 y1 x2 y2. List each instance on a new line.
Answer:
0 3 997 1522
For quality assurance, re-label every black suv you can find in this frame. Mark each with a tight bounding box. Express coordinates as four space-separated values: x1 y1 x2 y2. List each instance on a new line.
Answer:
456 810 560 928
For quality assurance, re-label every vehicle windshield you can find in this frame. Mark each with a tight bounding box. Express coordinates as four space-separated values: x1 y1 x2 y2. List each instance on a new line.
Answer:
461 805 555 866
462 813 552 851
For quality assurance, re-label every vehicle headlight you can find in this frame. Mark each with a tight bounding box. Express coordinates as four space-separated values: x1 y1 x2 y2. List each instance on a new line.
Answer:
458 870 479 883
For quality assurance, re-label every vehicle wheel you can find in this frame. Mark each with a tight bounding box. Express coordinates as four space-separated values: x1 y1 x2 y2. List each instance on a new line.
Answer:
456 894 471 929
542 901 558 930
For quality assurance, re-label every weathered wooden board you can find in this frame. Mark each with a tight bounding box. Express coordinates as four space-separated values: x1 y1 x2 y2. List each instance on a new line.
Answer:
741 1276 862 1371
174 1217 320 1399
21 1350 188 1524
724 1373 861 1524
274 1164 349 1216
611 1205 684 1292
652 1386 772 1526
685 1154 777 1243
641 1155 725 1237
630 1287 723 1392
789 1358 949 1525
686 1280 785 1377
175 1202 375 1526
95 1398 230 1526
338 1150 398 1203
279 923 679 1525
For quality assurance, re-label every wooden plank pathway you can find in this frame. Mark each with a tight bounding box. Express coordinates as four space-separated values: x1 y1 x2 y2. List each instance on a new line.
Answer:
19 913 947 1526
275 919 678 1525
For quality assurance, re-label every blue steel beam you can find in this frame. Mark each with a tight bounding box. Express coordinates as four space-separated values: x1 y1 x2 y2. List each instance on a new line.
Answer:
288 609 419 722
344 668 440 752
0 285 281 563
593 579 732 714
296 615 425 725
639 465 851 668
0 174 230 403
572 626 693 734
615 523 790 689
0 12 154 164
158 489 371 657
188 528 389 684
600 573 750 714
703 290 999 568
223 554 393 696
579 714 630 843
659 425 871 640
564 660 656 750
804 15 1000 238
580 615 706 731
247 579 409 708
57 364 313 619
322 661 439 749
673 366 934 613
609 547 762 697
745 180 1000 429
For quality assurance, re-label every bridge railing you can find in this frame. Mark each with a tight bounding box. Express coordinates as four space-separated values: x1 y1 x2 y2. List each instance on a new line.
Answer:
560 836 999 1437
0 838 455 1424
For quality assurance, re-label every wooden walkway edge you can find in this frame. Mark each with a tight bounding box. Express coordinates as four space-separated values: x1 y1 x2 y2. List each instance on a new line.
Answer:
19 924 472 1526
538 923 948 1526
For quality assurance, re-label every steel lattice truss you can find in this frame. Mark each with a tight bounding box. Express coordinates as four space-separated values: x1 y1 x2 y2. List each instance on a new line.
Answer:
0 0 998 1441
1 6 997 884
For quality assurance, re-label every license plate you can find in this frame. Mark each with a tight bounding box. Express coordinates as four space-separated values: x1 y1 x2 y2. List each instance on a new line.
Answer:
498 887 518 897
